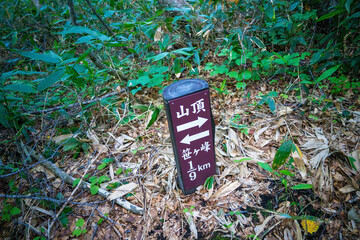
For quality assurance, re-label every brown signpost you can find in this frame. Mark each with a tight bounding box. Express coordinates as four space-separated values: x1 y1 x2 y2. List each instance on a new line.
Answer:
163 79 216 194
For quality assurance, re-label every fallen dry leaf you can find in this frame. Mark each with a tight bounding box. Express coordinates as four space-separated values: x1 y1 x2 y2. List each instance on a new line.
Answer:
212 181 241 199
108 182 138 200
338 185 356 194
52 134 74 143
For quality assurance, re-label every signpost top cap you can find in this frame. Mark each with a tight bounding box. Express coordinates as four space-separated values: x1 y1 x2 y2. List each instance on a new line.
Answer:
163 79 209 101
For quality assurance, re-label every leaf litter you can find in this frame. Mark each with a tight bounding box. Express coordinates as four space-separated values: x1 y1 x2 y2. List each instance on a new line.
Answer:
2 84 360 240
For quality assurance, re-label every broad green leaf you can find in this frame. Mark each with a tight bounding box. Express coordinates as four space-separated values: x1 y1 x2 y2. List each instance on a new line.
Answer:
345 0 353 13
146 107 160 129
173 58 181 74
242 70 252 80
257 162 273 173
98 34 111 42
128 76 150 87
59 212 69 227
349 11 360 19
89 176 98 184
90 185 99 195
279 213 292 219
10 207 21 215
193 50 200 65
63 143 78 151
98 176 110 184
58 26 96 35
265 4 275 19
13 71 46 75
310 49 325 65
267 97 276 113
227 71 238 79
19 51 61 64
37 68 65 91
149 66 168 74
279 169 294 176
73 228 82 237
147 52 169 62
236 82 246 90
316 65 340 82
204 176 214 189
102 158 114 164
348 156 357 171
234 157 252 163
289 2 299 11
272 140 293 170
0 71 15 84
316 8 345 22
250 37 265 48
75 218 84 227
0 104 9 128
75 35 96 44
148 74 164 87
3 83 36 93
97 163 107 170
291 184 313 190
130 87 141 95
299 80 314 84
73 178 81 188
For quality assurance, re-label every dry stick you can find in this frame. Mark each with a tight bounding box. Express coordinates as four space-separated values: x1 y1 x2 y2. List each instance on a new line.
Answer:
28 89 127 114
22 145 143 237
22 145 143 214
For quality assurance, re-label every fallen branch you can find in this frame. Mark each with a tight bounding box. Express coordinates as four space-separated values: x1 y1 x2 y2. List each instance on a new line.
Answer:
24 146 143 215
28 88 127 114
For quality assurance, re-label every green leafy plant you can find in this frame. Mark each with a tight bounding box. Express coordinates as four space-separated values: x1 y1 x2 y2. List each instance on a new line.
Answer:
230 114 249 135
258 91 278 114
204 176 214 190
257 139 313 191
97 158 114 170
1 201 21 221
183 206 195 216
88 175 110 195
72 218 87 237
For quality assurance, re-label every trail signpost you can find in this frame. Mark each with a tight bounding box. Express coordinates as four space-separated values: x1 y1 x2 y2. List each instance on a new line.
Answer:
163 79 216 195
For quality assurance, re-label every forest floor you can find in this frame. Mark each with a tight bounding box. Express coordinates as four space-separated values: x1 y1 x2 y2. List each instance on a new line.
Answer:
1 76 360 240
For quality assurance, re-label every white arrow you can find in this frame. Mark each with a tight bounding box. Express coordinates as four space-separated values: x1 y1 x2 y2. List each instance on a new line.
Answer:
176 117 208 132
181 130 209 145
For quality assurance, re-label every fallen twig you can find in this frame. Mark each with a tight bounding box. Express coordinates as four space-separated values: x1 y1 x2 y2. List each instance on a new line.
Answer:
23 145 143 215
28 89 127 114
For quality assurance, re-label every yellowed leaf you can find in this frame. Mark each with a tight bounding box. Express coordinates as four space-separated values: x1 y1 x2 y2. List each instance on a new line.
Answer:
154 26 162 42
293 157 307 179
301 219 320 234
294 144 303 158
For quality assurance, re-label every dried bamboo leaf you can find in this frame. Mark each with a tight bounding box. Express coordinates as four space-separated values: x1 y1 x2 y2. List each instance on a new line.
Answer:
108 182 138 201
212 181 241 199
185 212 198 239
338 185 356 194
